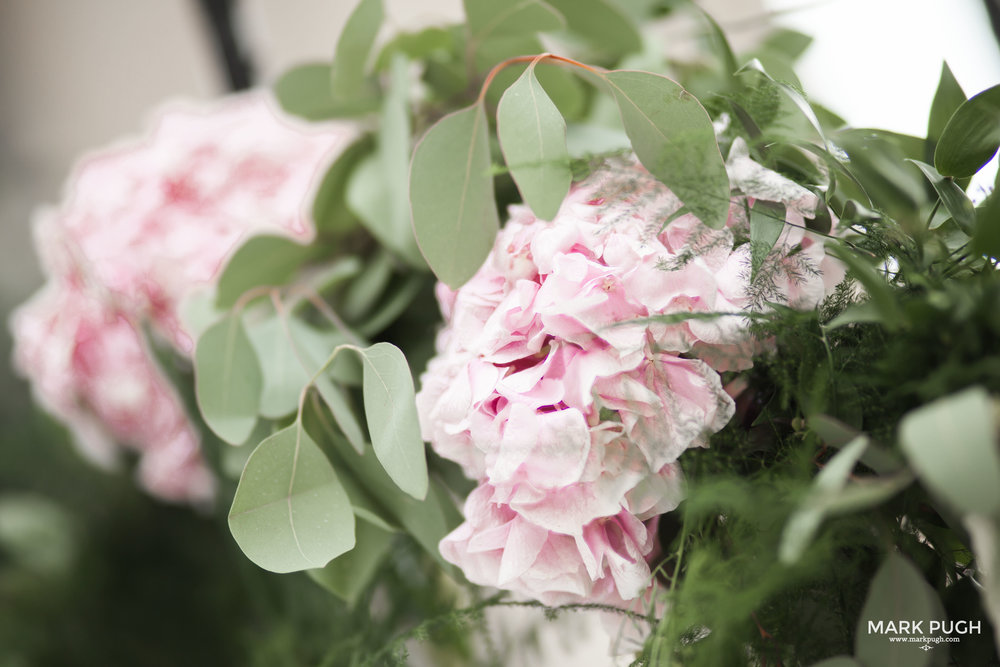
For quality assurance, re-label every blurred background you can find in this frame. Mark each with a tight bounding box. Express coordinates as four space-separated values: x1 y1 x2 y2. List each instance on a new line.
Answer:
0 0 997 664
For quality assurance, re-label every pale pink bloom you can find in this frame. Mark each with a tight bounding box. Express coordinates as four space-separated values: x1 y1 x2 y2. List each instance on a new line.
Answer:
11 284 214 502
441 485 664 606
419 156 843 607
38 92 354 353
11 92 354 503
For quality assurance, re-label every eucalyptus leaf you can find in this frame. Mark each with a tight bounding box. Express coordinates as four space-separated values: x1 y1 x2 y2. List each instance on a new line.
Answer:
194 314 262 445
228 423 355 573
410 103 499 288
604 69 730 228
247 315 311 419
215 236 315 309
855 553 947 667
544 0 640 59
465 0 564 47
907 159 976 234
346 55 424 267
497 65 572 220
899 386 1000 516
302 394 460 573
314 375 367 455
308 519 394 605
312 137 372 236
274 63 338 121
935 83 1000 178
355 343 429 500
331 0 383 100
749 200 786 281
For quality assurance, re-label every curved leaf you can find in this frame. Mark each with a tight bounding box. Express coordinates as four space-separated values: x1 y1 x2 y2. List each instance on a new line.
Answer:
935 83 1000 177
410 103 498 288
229 424 355 573
604 69 730 228
195 314 262 445
907 159 975 233
356 343 428 500
497 65 571 220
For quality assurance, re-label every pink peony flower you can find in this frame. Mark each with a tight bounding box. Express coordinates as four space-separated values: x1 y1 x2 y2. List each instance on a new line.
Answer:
10 92 354 503
417 156 842 607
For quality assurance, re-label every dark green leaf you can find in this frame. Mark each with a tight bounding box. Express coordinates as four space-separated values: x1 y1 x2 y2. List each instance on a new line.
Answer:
331 0 384 99
899 386 1000 516
356 343 428 500
410 103 499 288
738 59 830 150
928 63 966 149
195 314 262 444
907 159 976 233
498 65 572 220
229 423 355 573
749 200 785 281
308 519 394 605
855 553 947 667
935 83 1000 177
605 69 730 228
215 236 315 309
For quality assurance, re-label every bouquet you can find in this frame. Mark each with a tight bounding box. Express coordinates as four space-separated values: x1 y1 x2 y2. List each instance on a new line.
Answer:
11 1 1000 664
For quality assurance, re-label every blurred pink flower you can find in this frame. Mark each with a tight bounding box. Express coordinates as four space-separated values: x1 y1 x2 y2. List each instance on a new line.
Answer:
10 92 354 503
418 156 842 606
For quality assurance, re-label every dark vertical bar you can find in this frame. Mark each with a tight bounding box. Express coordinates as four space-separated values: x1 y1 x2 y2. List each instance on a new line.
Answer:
194 0 254 91
986 0 1000 52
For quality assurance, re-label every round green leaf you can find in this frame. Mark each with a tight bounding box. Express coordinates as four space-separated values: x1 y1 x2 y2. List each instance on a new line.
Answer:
935 83 1000 178
497 65 572 220
604 69 730 229
194 314 262 445
410 103 499 288
229 424 355 574
899 386 1000 516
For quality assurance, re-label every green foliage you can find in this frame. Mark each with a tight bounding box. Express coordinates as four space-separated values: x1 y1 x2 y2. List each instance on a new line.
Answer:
410 103 499 288
604 69 731 228
497 63 572 220
229 423 355 573
935 83 1000 177
195 314 262 445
